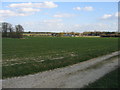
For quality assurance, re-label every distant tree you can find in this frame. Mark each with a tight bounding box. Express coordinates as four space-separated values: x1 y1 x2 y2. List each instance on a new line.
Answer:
9 27 15 38
28 31 31 33
15 24 24 38
1 22 13 37
1 22 24 38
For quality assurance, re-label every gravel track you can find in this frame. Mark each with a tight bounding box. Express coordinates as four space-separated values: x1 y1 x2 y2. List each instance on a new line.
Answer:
2 51 120 88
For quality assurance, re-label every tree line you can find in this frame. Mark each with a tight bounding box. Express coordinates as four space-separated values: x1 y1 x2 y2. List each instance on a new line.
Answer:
82 31 120 37
1 22 24 38
1 22 119 38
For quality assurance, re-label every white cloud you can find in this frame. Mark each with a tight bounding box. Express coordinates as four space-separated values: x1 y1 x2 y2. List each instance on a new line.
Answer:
101 14 112 19
21 21 117 33
0 10 15 16
53 13 75 18
22 21 64 32
73 7 81 10
43 1 58 8
9 1 58 8
73 6 93 11
115 12 118 17
115 12 120 17
19 8 41 12
83 6 93 11
21 19 64 32
101 12 119 20
74 24 81 27
72 23 118 32
0 17 5 22
0 9 31 18
1 2 58 19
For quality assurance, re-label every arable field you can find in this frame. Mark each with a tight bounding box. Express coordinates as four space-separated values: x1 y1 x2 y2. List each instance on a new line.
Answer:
2 37 119 78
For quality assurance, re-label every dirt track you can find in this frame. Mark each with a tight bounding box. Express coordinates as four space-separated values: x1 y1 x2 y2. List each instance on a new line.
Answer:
2 51 119 88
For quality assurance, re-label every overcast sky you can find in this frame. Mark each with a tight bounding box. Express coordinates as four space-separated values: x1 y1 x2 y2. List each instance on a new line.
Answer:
0 1 118 32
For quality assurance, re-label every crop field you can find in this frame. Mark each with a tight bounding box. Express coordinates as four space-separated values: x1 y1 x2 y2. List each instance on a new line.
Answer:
2 36 119 78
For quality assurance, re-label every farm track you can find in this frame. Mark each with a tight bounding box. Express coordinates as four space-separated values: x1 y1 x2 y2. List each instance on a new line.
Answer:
2 51 120 88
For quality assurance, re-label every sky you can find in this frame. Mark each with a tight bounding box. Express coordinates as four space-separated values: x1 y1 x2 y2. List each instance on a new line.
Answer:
2 0 119 2
0 1 119 32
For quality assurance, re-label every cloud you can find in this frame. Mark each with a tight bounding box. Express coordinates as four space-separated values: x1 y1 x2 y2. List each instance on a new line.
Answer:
73 6 93 11
101 12 119 20
0 10 25 23
19 8 41 12
83 6 93 11
0 9 33 20
9 1 58 8
0 10 15 16
1 2 58 19
115 12 118 17
22 21 64 32
101 14 112 19
21 20 117 33
0 17 5 22
72 23 118 32
21 19 64 32
0 10 29 17
53 13 75 18
73 7 81 10
114 12 120 17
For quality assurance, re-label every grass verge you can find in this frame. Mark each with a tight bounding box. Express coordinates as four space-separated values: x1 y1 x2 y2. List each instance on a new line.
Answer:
83 68 119 88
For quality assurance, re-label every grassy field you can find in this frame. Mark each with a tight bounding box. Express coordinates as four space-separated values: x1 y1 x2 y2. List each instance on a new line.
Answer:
83 68 119 88
2 36 119 78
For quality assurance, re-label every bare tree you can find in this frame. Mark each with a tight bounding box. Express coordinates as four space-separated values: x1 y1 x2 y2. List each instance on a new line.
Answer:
1 22 24 38
15 24 24 38
2 22 13 37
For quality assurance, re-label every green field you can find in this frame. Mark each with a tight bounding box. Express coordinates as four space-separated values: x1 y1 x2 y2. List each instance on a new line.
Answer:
2 37 119 78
